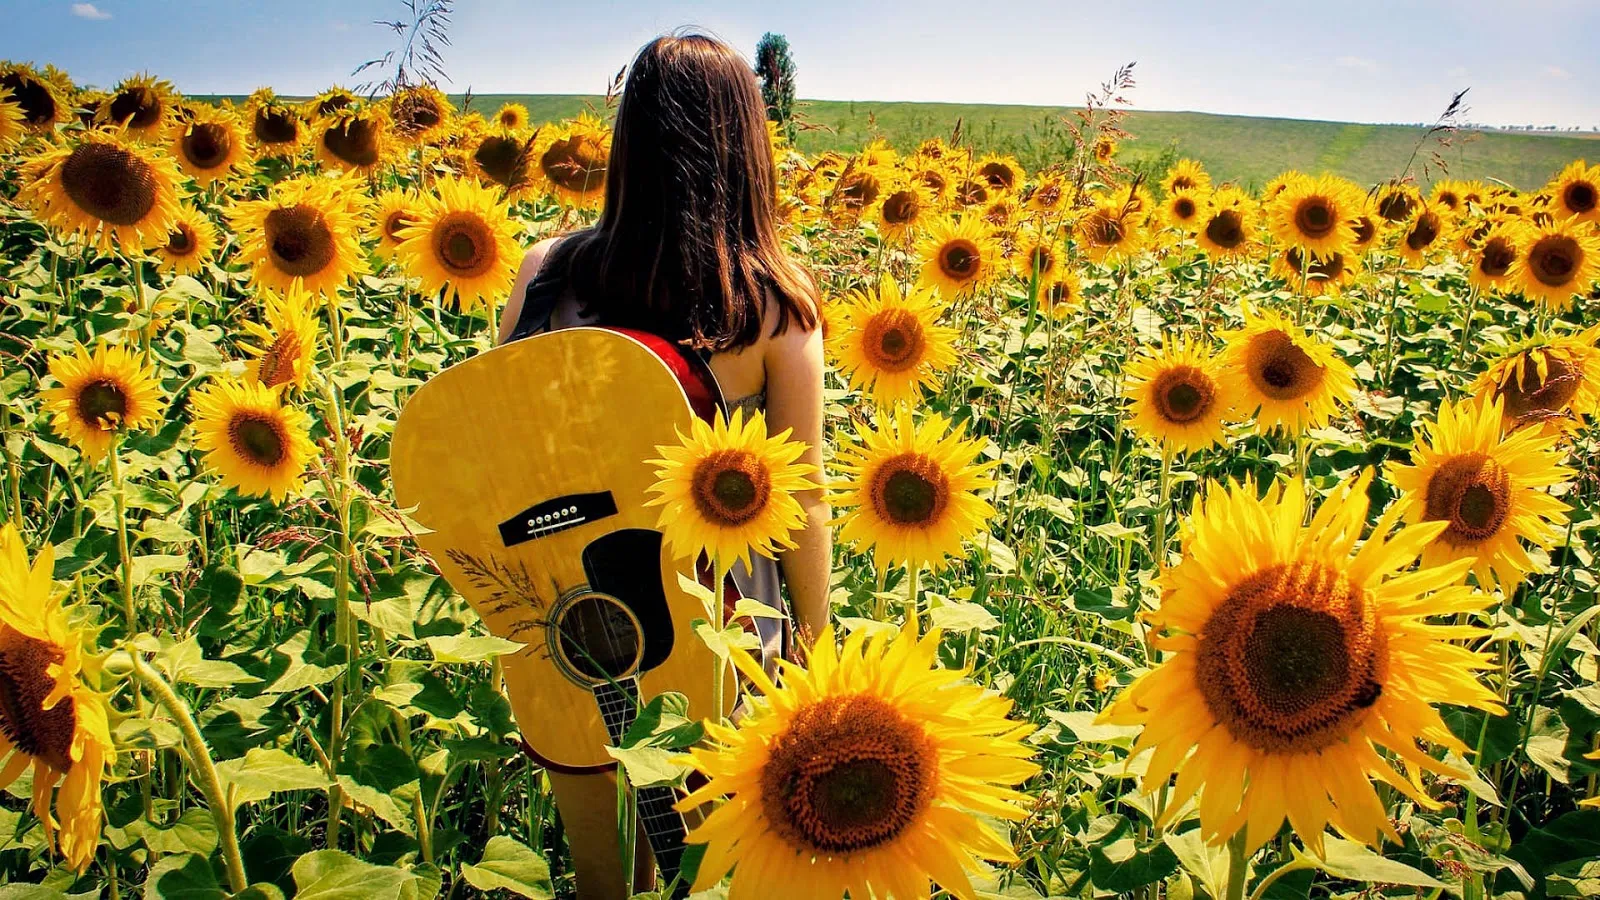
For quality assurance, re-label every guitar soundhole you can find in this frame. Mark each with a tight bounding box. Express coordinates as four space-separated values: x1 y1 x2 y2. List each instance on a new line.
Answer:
556 594 643 682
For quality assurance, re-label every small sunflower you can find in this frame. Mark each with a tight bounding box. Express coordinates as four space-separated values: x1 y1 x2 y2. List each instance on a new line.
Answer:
832 410 996 574
829 165 886 222
534 114 609 208
1472 327 1600 434
1513 215 1600 311
240 286 321 392
976 153 1024 195
1397 201 1447 266
1466 217 1528 294
245 88 305 158
916 215 1000 300
0 525 115 873
314 103 393 177
1549 160 1599 224
1040 270 1084 320
153 204 219 277
97 74 179 142
910 165 951 203
468 130 537 196
370 188 424 261
1220 306 1357 434
492 102 529 132
1375 182 1421 223
828 277 959 406
1162 190 1206 233
18 130 185 251
1026 174 1069 214
678 623 1039 900
41 343 167 463
1268 174 1360 256
1012 227 1064 282
1074 199 1147 265
307 86 357 118
1092 135 1117 164
229 175 368 297
1272 247 1360 298
981 198 1017 229
0 64 66 132
0 87 25 151
1195 188 1256 260
190 377 316 503
388 85 453 143
644 408 818 576
874 177 934 243
168 104 248 186
951 178 990 209
1125 340 1229 453
1349 199 1382 256
396 176 523 310
1099 472 1503 856
1388 397 1573 593
1161 158 1212 195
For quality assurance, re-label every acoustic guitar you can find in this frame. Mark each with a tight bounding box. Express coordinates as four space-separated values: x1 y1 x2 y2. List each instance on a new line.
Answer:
391 326 736 892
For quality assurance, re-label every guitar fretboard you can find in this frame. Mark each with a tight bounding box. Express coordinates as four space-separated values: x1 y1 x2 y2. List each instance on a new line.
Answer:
591 678 690 898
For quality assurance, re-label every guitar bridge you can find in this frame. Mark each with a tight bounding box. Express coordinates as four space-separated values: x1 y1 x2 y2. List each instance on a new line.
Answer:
499 491 618 546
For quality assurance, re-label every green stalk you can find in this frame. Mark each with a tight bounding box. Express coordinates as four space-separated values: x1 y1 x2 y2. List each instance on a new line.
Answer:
1225 830 1251 900
712 553 725 722
903 564 920 633
107 445 137 632
129 650 248 894
3 404 22 529
1247 855 1314 900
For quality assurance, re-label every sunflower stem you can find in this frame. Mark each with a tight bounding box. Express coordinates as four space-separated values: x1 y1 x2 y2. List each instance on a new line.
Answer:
107 444 136 633
128 648 249 894
712 553 725 722
1225 830 1251 900
3 404 23 530
903 564 920 634
1457 285 1481 363
1246 854 1314 900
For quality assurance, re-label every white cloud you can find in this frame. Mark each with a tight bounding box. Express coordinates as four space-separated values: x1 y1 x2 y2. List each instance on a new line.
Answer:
1542 65 1572 79
70 2 111 19
1335 56 1379 73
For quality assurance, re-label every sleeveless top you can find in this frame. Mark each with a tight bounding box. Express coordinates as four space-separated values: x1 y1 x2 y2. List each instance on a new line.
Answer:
506 259 791 674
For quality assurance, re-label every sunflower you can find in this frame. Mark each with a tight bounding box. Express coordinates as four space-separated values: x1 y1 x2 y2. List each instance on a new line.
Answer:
370 188 424 261
1099 472 1503 856
975 153 1024 195
916 215 1000 300
240 286 321 392
1261 172 1299 202
859 138 899 169
41 343 166 463
245 88 305 158
1025 174 1069 214
0 64 66 132
1375 182 1421 223
396 176 523 310
0 525 114 873
534 114 609 208
388 85 453 143
951 178 989 209
1040 270 1084 320
1074 199 1147 265
18 130 185 252
1349 199 1381 256
828 277 959 406
678 623 1039 900
1161 159 1212 195
1513 216 1600 310
72 89 106 128
832 410 995 574
910 165 951 203
1220 306 1357 434
830 165 886 222
1125 340 1229 453
1466 217 1528 294
1396 201 1447 266
1549 160 1599 224
1162 190 1205 233
1472 327 1600 434
1092 135 1117 164
308 86 357 118
875 177 933 243
980 198 1016 229
229 175 368 297
169 105 248 186
97 74 178 142
1272 247 1360 298
644 408 817 576
190 377 316 502
467 130 537 196
1429 179 1467 215
1195 188 1256 260
0 87 25 151
1011 227 1064 283
153 204 218 277
314 103 393 177
1268 174 1360 256
1388 398 1572 593
493 102 529 132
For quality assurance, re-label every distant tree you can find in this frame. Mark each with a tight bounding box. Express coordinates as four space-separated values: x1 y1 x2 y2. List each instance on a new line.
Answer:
754 33 796 139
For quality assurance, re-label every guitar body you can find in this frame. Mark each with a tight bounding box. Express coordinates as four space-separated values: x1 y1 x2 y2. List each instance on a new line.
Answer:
391 327 734 771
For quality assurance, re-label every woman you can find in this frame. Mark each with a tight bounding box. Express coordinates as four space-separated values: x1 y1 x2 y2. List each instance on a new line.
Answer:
496 32 829 900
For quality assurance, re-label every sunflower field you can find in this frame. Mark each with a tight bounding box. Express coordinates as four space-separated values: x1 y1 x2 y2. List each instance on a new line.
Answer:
2 58 1600 900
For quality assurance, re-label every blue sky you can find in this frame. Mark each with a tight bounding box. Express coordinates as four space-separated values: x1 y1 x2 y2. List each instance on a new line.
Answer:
3 0 1597 128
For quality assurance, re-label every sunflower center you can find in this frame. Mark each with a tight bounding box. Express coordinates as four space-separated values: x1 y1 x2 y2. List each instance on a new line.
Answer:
980 162 1015 192
541 136 606 194
870 453 950 527
474 135 523 187
1033 183 1062 207
433 212 496 277
938 239 981 281
760 694 935 855
1307 251 1346 281
1172 175 1196 191
1478 238 1516 278
322 116 381 168
1437 191 1460 210
1152 366 1215 424
862 309 926 372
690 449 772 526
181 122 234 170
954 180 988 207
882 190 920 225
1377 191 1415 222
166 223 196 256
1045 280 1074 308
915 170 947 194
1352 216 1377 246
1205 210 1245 249
228 414 287 467
1173 197 1197 220
253 107 299 145
1498 351 1580 422
1 73 57 126
264 205 337 277
108 86 162 130
838 173 880 210
60 141 160 227
0 626 76 773
383 209 414 243
1563 182 1597 215
394 94 443 135
1196 561 1385 754
1424 452 1512 546
73 379 126 430
1293 198 1336 240
1246 330 1324 400
1528 235 1579 286
1084 211 1126 247
316 94 352 117
1405 213 1441 252
1027 246 1055 276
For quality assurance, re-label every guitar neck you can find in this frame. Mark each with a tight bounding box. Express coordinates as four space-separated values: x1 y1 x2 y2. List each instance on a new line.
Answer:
590 679 691 899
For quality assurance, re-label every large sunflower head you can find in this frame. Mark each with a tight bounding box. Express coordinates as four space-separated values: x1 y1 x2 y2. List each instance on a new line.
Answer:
492 102 530 133
245 88 306 158
1472 326 1600 435
1161 158 1212 196
1220 306 1357 434
1162 189 1206 233
1268 173 1360 256
534 113 610 208
874 176 934 243
98 73 179 142
0 525 114 873
190 377 316 503
1396 201 1448 266
228 175 368 297
168 104 249 185
916 215 1000 300
1512 215 1600 311
240 285 322 392
314 102 394 177
1125 339 1229 453
827 277 959 406
644 408 818 576
370 188 424 261
17 130 185 251
388 85 454 143
1195 188 1257 260
832 410 996 574
395 176 523 310
0 63 66 132
1465 216 1529 294
1549 160 1600 224
1074 198 1148 265
1388 397 1573 593
1099 472 1503 856
153 204 219 277
41 342 167 463
976 153 1024 195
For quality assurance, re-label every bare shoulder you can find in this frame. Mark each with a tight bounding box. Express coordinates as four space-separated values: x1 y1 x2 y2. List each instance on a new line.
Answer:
498 237 565 345
765 259 821 344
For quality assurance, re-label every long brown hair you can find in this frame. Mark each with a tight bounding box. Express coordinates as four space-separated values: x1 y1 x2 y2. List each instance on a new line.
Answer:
545 33 817 350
